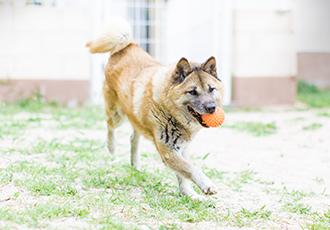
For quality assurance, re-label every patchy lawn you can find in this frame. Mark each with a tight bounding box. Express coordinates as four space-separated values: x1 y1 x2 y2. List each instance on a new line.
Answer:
0 100 329 229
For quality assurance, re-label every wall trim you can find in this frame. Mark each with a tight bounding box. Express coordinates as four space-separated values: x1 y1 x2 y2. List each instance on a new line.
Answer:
297 52 330 88
232 76 296 107
0 79 90 106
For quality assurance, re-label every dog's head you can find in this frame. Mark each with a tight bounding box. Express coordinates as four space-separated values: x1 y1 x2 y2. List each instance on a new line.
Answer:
169 57 225 128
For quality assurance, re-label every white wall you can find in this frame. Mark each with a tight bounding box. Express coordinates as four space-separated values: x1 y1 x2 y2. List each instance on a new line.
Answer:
0 5 90 80
232 10 296 78
292 0 330 53
232 0 296 78
166 0 232 105
166 0 218 64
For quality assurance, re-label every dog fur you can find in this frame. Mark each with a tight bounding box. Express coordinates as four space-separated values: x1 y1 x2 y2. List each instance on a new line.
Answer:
86 17 225 200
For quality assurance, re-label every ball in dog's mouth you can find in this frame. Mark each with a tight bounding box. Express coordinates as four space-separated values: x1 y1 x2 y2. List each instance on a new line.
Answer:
187 106 208 128
188 106 225 128
201 106 225 128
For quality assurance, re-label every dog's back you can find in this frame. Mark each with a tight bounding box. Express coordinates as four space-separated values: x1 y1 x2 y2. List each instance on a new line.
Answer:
86 17 160 97
86 17 162 139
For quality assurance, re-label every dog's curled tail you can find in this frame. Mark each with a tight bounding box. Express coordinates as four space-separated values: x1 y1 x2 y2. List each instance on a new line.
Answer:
86 17 133 55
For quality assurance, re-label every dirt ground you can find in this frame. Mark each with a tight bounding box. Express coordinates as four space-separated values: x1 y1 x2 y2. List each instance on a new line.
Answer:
1 105 330 229
136 106 330 229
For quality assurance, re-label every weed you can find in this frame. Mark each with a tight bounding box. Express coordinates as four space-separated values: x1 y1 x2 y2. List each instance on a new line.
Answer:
293 117 306 121
0 207 36 227
318 112 330 117
304 209 330 230
95 215 129 229
229 206 272 227
0 172 13 184
0 119 28 138
283 202 312 215
203 167 228 181
224 169 257 191
0 200 90 227
281 187 317 200
1 100 328 229
303 123 322 130
297 80 330 108
314 177 324 184
159 223 181 230
229 121 277 136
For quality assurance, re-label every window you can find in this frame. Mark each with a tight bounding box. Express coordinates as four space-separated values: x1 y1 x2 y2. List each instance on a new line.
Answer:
127 0 166 63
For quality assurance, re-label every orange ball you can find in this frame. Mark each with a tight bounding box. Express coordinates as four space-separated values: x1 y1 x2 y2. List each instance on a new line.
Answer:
201 106 225 128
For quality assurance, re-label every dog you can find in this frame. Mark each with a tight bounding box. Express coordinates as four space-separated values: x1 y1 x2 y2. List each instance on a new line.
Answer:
86 17 225 200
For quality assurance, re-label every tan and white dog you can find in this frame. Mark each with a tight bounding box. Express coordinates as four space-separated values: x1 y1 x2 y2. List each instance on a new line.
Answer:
86 17 225 200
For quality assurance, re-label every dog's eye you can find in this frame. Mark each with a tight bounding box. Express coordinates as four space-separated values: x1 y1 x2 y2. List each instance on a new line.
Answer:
188 89 198 96
209 87 215 93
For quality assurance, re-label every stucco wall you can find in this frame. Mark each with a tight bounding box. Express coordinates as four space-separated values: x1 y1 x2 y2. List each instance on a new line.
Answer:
232 10 296 78
0 5 90 80
232 8 296 106
0 5 91 104
293 0 330 88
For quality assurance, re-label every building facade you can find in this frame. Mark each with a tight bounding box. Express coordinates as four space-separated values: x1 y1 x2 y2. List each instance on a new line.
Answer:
0 0 329 107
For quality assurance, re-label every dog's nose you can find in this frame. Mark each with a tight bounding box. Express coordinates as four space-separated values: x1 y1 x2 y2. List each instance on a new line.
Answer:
205 103 216 114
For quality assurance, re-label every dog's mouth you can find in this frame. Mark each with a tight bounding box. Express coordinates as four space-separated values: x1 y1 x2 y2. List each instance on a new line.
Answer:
187 106 208 128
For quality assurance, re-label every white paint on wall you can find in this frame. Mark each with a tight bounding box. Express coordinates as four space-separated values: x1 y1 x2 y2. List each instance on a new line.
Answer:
0 5 90 80
232 0 330 79
166 0 232 105
218 0 232 106
232 9 296 78
233 0 291 11
292 0 330 53
166 0 215 64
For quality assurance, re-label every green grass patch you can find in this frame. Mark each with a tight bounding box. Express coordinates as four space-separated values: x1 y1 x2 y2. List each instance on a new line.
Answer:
283 202 312 215
1 99 329 229
230 206 272 227
0 200 90 228
297 80 330 108
228 121 277 136
318 112 330 117
303 123 323 130
305 209 330 230
159 223 181 230
0 119 28 138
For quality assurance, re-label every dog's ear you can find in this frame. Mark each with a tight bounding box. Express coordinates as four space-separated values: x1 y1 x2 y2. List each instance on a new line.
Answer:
202 56 217 77
173 57 192 84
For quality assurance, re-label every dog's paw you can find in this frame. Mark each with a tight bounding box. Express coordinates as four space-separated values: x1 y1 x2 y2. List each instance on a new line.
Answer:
202 184 218 195
190 194 207 202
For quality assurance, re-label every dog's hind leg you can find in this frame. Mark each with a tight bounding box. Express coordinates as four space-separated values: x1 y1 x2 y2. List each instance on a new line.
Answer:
106 123 116 155
103 81 126 155
130 130 141 170
105 106 125 155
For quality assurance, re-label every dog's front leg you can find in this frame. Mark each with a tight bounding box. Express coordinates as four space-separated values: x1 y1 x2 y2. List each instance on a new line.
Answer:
155 142 218 197
176 175 206 201
176 149 205 200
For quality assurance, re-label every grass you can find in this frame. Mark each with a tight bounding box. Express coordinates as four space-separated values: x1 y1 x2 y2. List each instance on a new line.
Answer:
297 80 330 108
318 112 330 117
302 123 323 130
232 206 272 227
0 98 329 229
227 121 277 136
0 200 90 228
